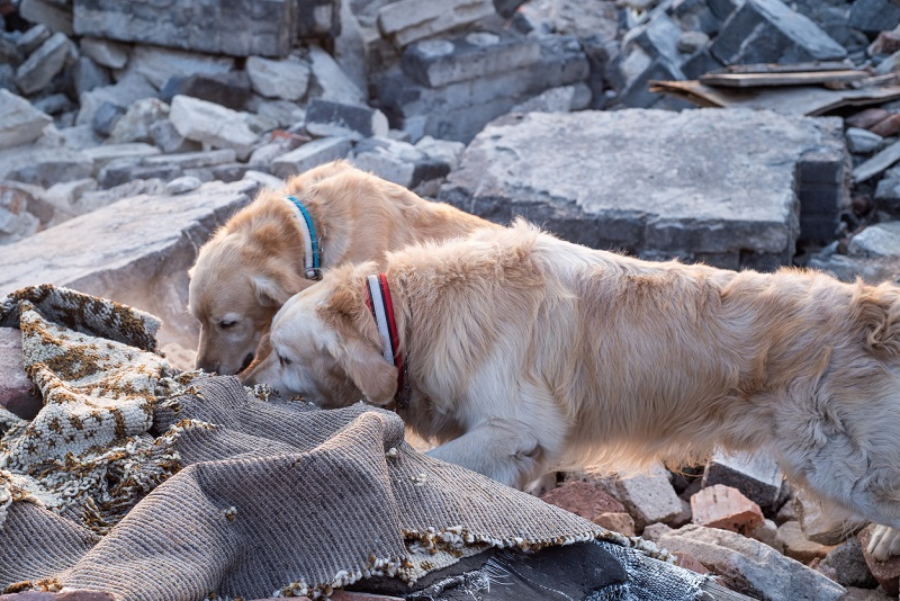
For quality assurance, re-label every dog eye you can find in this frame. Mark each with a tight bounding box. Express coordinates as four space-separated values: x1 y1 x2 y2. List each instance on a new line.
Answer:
279 354 292 367
219 320 237 329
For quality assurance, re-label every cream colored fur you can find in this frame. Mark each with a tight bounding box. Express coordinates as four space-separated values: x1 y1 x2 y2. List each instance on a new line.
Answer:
243 220 900 560
187 160 495 375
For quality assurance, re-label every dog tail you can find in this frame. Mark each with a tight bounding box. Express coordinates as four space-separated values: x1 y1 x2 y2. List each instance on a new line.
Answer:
855 280 900 359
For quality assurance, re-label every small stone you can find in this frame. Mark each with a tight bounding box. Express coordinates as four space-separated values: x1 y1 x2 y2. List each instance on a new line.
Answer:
794 490 866 545
677 30 709 54
690 484 764 535
149 119 201 154
592 512 635 536
169 95 258 161
846 127 884 154
246 55 311 102
307 45 367 106
0 327 42 420
640 522 673 542
305 98 388 141
751 518 783 553
165 176 202 195
271 136 352 179
599 466 683 530
72 56 112 98
859 524 900 596
820 538 878 588
702 449 783 510
846 108 892 130
107 98 170 144
659 525 847 600
242 169 283 190
18 0 74 35
539 480 625 520
91 101 125 138
869 114 900 138
0 89 52 149
414 136 465 171
16 24 51 56
849 222 900 258
855 140 900 183
14 32 74 96
159 72 252 112
79 37 128 70
778 520 834 563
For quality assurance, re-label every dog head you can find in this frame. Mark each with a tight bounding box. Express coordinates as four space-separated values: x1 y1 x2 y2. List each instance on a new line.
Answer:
188 213 312 376
240 262 399 408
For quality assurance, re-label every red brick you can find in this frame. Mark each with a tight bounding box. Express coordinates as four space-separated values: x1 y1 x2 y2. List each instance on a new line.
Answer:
540 481 625 520
592 512 635 536
846 108 892 130
859 524 900 596
690 484 763 535
870 114 900 138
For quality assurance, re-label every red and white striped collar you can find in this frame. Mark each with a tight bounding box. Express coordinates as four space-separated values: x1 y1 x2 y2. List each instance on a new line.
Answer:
365 273 406 407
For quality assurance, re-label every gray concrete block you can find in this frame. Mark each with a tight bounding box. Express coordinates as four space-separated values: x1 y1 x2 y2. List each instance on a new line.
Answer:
402 30 541 88
711 0 847 65
378 0 495 47
0 89 52 149
19 0 73 35
169 95 259 161
849 0 900 33
159 72 252 112
439 109 847 270
0 180 259 348
79 37 128 70
304 98 388 140
246 55 310 102
271 136 353 178
14 32 75 96
73 0 297 58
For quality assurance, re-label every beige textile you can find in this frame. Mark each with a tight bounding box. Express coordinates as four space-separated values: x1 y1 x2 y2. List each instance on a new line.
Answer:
0 286 675 601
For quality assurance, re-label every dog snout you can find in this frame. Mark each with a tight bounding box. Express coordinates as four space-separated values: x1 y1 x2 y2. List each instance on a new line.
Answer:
196 358 219 374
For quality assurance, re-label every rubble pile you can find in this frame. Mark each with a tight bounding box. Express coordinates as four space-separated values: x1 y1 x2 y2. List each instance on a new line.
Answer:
540 453 894 599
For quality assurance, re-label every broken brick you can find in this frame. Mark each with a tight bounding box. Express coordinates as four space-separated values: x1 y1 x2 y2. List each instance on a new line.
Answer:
777 520 834 563
690 484 764 535
540 481 624 521
592 512 636 537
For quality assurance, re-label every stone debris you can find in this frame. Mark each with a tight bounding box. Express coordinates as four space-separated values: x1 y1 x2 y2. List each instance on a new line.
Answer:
859 524 900 596
377 0 495 48
690 484 764 535
73 0 297 58
169 95 258 161
246 56 312 102
0 89 51 149
598 467 683 531
819 538 879 589
777 520 834 563
539 480 625 520
658 525 847 600
702 449 783 511
271 136 353 179
79 36 128 69
305 99 389 141
793 490 868 546
592 512 636 537
440 109 846 270
14 31 75 95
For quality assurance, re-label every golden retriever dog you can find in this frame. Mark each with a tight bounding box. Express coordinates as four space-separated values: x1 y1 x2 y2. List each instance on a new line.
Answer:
187 160 494 375
243 220 900 561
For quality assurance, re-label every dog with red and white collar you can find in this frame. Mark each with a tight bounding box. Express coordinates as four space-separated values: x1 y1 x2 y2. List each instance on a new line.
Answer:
242 220 900 561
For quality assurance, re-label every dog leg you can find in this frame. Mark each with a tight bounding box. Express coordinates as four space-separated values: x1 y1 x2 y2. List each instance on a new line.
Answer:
868 525 900 561
425 422 546 489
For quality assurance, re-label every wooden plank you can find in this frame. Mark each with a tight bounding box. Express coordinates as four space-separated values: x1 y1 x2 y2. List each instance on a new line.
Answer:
648 79 900 116
710 61 854 74
700 70 867 88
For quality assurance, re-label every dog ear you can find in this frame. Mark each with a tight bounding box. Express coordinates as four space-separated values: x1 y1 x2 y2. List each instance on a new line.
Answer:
331 338 398 406
250 265 307 307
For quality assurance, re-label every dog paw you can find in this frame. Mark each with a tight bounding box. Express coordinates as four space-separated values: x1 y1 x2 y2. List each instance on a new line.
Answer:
868 524 900 561
523 472 557 497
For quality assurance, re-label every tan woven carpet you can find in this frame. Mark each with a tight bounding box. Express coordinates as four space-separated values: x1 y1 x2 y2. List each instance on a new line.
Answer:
0 286 702 601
